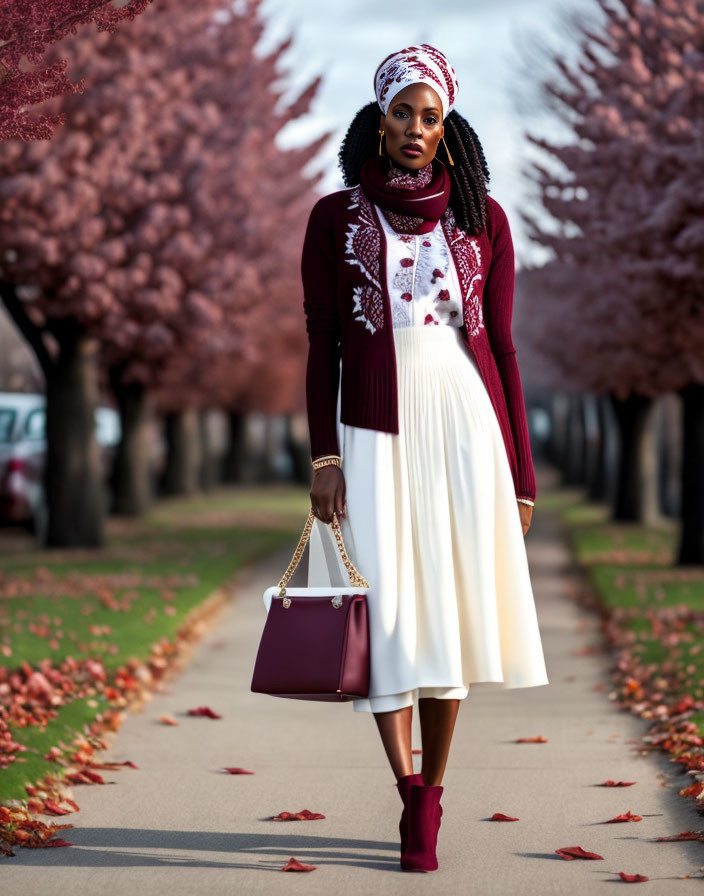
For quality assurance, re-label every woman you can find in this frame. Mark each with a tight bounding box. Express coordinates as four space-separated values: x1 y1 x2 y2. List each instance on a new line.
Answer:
301 44 549 872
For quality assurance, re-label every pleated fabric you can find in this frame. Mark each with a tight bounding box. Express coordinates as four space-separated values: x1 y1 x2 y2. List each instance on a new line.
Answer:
309 321 548 714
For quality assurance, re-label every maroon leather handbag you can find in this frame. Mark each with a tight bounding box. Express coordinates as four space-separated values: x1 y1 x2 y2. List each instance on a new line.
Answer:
250 509 371 702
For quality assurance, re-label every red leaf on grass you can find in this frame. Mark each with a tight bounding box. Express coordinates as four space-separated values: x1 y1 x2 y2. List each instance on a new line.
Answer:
281 856 316 871
222 767 254 775
187 706 222 719
618 872 649 883
272 809 326 821
671 695 694 714
555 846 604 860
515 735 548 743
490 813 519 821
603 810 642 823
601 780 636 787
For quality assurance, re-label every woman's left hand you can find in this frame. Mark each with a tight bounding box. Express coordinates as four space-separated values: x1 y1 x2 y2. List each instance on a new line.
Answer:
518 502 532 537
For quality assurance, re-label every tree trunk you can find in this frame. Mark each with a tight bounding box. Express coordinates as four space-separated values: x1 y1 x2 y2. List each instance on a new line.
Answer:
677 382 704 565
608 391 654 522
564 392 586 485
221 410 247 483
109 372 153 516
640 398 661 527
284 414 310 484
657 393 681 519
198 408 219 490
585 393 606 501
547 391 570 472
44 323 106 547
258 415 279 482
161 408 201 495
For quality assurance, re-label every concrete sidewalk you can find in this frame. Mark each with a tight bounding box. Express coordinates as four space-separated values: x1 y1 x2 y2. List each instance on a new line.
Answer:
5 466 703 894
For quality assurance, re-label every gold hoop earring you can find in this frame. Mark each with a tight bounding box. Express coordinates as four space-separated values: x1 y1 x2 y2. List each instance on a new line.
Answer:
442 135 454 167
378 128 386 156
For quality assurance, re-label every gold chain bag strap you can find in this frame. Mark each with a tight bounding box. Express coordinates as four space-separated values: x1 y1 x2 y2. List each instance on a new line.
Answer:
250 509 372 701
277 508 370 606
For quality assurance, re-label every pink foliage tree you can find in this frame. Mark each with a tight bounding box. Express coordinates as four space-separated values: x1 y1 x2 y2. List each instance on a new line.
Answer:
519 0 704 560
0 0 153 141
0 0 330 541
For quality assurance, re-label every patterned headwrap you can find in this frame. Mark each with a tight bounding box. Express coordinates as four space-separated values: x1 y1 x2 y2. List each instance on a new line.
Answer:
374 44 459 121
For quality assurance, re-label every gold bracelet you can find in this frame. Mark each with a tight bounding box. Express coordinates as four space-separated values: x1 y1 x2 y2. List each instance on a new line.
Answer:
312 455 342 471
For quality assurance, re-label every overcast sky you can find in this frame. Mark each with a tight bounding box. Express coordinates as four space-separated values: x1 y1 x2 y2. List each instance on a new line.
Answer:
256 0 598 268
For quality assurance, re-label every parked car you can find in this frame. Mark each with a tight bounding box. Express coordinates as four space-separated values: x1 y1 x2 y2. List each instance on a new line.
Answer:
0 392 121 539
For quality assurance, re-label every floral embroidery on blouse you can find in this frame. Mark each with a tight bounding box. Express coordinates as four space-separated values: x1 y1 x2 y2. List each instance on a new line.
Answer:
376 205 465 330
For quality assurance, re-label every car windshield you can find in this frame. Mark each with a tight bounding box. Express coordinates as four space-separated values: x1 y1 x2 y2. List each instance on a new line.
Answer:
24 408 46 440
0 409 17 442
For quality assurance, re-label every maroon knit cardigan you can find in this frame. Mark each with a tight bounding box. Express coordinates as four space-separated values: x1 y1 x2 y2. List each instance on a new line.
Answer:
300 183 537 502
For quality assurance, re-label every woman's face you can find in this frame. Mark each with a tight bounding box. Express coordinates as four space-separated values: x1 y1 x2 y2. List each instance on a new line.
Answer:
379 82 445 171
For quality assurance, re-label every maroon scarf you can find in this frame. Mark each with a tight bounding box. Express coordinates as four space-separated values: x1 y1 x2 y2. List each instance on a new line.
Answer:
359 154 451 234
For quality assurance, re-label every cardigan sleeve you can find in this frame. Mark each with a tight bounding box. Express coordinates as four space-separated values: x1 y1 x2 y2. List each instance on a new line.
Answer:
300 196 342 463
482 200 537 503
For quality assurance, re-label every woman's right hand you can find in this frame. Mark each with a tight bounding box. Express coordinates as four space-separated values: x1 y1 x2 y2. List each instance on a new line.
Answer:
310 465 346 524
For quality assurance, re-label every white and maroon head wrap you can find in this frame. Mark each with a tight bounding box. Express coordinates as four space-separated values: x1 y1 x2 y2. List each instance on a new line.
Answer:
374 44 459 121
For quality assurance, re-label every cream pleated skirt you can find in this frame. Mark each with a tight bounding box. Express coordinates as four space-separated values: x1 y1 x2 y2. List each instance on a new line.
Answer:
309 323 549 713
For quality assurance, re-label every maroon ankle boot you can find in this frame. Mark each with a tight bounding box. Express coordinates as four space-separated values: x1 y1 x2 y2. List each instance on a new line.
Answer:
396 772 424 857
400 783 444 872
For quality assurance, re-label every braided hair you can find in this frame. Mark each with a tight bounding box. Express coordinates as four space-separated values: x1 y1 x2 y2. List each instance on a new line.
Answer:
338 101 491 236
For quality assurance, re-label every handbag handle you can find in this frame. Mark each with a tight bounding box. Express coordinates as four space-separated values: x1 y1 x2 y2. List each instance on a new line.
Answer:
277 509 370 597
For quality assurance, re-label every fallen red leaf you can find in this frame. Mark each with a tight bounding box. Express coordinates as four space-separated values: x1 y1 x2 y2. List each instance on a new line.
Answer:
272 809 326 821
187 706 222 719
41 800 71 816
573 645 603 656
43 838 73 848
515 735 548 743
655 830 704 842
603 810 642 823
618 872 649 883
555 846 604 860
65 771 95 785
602 780 636 787
281 856 316 872
85 759 138 770
222 767 254 775
679 782 704 798
159 714 179 725
490 813 519 821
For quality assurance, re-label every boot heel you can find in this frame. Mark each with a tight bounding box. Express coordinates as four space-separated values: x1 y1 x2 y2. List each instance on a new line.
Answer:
400 783 443 872
396 772 424 857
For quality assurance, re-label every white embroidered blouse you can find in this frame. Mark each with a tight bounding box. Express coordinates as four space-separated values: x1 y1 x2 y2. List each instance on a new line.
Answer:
375 204 464 330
